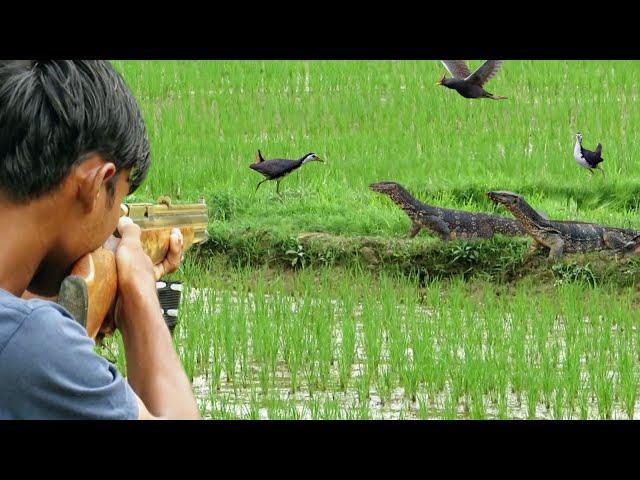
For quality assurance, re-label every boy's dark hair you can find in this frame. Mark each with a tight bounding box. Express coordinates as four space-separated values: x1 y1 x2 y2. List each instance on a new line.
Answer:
0 60 151 203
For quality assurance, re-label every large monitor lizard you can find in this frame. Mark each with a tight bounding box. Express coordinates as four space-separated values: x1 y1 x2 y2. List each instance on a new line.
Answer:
487 191 640 260
369 182 527 240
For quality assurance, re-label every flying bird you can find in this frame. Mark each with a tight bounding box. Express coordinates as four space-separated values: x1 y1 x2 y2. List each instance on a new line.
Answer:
437 60 507 100
574 133 605 178
249 150 324 194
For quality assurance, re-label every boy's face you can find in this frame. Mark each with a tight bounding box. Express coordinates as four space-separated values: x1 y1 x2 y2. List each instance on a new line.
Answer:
27 165 134 297
78 168 132 256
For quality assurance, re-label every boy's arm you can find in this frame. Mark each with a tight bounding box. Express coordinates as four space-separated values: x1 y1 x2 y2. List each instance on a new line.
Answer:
114 216 200 420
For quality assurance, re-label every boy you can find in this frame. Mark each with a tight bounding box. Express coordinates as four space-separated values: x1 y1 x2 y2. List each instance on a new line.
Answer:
0 60 200 419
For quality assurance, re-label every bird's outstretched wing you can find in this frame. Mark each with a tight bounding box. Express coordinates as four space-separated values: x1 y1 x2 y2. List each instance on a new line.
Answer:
441 60 471 79
467 60 504 86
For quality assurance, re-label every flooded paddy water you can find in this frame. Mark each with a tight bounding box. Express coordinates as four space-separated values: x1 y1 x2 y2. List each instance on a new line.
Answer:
149 273 640 420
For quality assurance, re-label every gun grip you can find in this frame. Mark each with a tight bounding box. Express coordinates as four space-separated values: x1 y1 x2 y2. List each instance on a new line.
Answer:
58 248 118 339
58 275 89 328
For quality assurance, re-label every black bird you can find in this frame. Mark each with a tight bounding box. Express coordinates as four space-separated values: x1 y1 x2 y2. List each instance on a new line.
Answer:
250 150 324 194
574 132 605 178
437 60 507 100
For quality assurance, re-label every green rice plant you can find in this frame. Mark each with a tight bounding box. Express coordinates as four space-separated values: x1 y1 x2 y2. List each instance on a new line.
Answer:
562 345 581 416
281 299 304 393
356 397 370 420
248 393 261 420
216 290 236 383
469 388 487 420
617 349 637 419
443 376 463 420
309 397 322 419
593 367 615 420
361 301 384 378
357 369 372 404
549 386 563 420
338 306 357 391
417 394 431 420
400 363 420 404
525 368 541 420
578 385 590 420
314 300 334 391
321 396 342 420
377 367 395 407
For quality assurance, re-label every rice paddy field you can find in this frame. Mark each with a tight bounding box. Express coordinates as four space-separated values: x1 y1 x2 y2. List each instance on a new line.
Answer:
103 60 640 419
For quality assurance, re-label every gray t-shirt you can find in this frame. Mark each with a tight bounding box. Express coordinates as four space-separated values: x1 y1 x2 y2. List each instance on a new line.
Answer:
0 287 139 419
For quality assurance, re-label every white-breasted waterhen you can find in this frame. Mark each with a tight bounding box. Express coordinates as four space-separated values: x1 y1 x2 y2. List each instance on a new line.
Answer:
249 150 324 194
437 60 507 100
574 132 605 178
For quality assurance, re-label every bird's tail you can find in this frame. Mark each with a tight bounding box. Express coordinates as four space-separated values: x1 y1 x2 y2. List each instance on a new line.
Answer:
595 143 603 157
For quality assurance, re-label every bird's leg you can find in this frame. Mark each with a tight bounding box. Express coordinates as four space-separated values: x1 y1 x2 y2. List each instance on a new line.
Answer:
256 180 267 191
598 166 606 178
587 169 595 180
484 92 508 100
276 181 281 195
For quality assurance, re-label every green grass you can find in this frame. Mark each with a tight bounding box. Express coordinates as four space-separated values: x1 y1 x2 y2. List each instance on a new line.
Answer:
113 60 640 242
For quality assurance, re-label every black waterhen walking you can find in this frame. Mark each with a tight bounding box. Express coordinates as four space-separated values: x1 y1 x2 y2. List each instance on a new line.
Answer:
437 60 507 100
250 150 324 194
574 132 605 178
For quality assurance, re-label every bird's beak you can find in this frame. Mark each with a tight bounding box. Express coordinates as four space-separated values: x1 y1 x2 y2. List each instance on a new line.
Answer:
436 79 443 85
315 157 324 163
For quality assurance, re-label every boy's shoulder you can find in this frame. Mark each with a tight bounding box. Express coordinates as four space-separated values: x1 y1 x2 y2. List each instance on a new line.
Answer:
0 287 139 420
0 288 83 355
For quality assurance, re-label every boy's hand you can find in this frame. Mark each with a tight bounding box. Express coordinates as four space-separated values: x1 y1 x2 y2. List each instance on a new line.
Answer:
153 227 185 280
103 217 185 282
104 217 185 333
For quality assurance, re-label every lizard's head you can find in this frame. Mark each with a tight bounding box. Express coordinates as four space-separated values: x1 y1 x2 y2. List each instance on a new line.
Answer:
487 191 525 209
488 191 545 230
369 181 403 195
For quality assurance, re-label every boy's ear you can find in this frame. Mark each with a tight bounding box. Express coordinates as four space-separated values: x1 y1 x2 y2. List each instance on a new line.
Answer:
75 156 117 212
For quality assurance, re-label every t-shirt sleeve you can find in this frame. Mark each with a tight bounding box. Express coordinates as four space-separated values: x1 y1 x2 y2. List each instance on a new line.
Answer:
0 303 139 420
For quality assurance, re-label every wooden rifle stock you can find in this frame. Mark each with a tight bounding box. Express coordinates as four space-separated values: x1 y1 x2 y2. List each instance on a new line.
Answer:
58 197 208 340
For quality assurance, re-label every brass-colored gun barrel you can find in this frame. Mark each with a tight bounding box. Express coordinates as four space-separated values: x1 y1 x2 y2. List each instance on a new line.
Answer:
121 200 209 244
